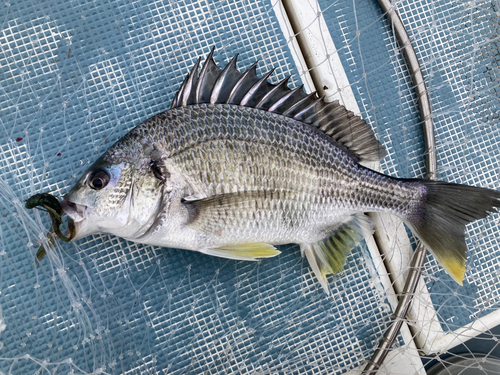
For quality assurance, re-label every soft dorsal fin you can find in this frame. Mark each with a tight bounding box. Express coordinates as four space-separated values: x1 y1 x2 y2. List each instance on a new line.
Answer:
171 48 386 162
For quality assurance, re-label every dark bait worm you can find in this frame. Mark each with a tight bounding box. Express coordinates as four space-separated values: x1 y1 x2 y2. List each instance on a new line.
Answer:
25 193 75 262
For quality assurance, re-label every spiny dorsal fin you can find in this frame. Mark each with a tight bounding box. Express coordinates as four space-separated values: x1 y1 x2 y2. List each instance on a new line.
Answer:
171 48 386 162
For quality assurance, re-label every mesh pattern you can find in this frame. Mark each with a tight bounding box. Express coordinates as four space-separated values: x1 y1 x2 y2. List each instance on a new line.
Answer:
0 0 400 373
3 0 499 371
397 0 500 331
318 0 500 362
320 0 500 332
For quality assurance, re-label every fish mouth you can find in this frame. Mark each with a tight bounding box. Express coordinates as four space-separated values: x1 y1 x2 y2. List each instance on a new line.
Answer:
61 200 90 223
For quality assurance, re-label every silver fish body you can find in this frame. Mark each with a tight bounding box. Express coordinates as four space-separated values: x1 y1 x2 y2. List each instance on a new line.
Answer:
116 104 418 247
62 50 500 292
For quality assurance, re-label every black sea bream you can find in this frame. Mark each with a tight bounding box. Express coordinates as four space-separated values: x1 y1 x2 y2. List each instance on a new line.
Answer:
62 49 500 293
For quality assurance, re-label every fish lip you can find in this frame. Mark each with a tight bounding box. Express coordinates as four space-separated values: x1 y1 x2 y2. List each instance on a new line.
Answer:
61 199 90 223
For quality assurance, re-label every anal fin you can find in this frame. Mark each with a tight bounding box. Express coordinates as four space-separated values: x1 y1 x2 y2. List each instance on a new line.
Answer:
301 215 374 294
200 243 281 261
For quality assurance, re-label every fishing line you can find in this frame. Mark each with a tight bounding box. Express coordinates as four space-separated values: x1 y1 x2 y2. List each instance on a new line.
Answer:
364 0 437 372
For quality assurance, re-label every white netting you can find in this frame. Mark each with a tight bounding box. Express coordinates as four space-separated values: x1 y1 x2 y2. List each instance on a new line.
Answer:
0 0 499 374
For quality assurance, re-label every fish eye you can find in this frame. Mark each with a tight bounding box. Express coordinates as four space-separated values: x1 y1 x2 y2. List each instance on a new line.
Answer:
88 169 110 190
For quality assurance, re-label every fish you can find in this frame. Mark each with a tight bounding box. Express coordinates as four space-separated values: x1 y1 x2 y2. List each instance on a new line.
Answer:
61 49 500 293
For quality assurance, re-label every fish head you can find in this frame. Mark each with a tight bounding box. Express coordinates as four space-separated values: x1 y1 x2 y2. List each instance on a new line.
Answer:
62 136 165 240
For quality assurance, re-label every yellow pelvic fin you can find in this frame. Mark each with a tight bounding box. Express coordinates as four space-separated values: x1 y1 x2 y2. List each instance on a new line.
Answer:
202 243 281 261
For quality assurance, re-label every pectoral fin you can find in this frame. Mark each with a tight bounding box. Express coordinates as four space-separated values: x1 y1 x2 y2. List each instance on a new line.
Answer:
183 190 296 234
301 214 374 294
200 243 281 261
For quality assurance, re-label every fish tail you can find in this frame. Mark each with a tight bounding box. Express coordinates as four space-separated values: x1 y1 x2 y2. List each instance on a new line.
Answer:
404 180 500 284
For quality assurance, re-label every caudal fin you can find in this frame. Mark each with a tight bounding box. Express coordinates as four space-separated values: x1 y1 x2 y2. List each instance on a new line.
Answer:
405 181 500 285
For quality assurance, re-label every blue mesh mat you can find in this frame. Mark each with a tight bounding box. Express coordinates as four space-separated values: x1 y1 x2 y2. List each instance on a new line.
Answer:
0 0 403 373
319 0 500 334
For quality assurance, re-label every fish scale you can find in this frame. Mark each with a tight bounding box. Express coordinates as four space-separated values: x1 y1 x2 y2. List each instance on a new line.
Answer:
62 50 500 293
124 103 414 246
167 107 393 205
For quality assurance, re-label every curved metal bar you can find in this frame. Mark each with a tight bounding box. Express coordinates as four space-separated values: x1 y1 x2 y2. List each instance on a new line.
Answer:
363 0 438 373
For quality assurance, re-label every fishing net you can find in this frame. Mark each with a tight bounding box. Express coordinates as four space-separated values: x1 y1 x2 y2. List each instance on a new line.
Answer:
0 0 499 373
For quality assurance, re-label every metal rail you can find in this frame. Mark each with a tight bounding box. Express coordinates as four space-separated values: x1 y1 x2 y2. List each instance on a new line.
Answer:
363 0 437 373
279 0 437 371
